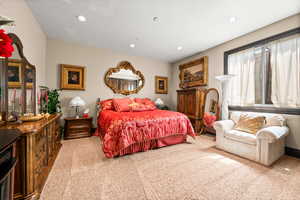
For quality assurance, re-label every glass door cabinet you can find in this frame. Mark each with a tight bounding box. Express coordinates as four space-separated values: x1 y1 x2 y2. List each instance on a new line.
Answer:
0 33 36 123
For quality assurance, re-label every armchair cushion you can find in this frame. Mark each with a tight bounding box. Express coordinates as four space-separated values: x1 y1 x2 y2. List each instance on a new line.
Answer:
256 126 289 143
225 130 257 145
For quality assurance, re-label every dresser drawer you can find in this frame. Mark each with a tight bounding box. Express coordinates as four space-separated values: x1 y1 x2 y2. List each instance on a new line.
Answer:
68 123 90 129
65 131 90 139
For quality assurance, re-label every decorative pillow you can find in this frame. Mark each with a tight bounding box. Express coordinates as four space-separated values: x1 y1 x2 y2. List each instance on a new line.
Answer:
234 114 266 134
113 98 133 112
265 115 286 127
134 98 156 109
203 112 217 127
100 99 114 111
129 102 156 112
230 112 241 124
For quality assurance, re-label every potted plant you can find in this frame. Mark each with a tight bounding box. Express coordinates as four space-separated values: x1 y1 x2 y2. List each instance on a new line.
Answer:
39 86 61 114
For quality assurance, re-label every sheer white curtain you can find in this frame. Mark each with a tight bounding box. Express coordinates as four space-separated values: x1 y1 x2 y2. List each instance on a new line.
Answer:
269 36 300 107
227 48 256 106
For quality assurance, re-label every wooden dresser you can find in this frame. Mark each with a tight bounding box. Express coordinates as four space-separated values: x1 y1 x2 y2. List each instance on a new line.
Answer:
177 88 206 133
0 114 61 200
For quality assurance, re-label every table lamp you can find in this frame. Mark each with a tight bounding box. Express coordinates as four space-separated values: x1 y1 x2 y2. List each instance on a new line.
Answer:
69 96 85 118
155 98 164 106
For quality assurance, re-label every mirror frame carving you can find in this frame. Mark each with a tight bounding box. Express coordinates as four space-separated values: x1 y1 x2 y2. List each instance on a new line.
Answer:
104 61 145 95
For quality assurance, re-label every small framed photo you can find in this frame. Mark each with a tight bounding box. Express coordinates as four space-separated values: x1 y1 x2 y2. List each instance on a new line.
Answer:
155 76 168 94
60 64 85 90
7 61 22 88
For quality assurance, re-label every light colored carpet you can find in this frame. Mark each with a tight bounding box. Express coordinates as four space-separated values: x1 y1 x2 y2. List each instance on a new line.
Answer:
40 136 300 200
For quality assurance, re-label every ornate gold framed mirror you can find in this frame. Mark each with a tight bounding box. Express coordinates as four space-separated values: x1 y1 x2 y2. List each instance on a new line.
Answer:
104 61 145 95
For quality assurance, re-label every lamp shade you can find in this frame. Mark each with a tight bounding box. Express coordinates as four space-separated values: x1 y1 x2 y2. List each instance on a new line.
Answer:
69 96 85 107
155 98 164 105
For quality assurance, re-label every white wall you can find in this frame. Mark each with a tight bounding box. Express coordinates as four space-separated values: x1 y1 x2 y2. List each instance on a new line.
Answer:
46 39 171 123
170 13 300 149
0 0 47 86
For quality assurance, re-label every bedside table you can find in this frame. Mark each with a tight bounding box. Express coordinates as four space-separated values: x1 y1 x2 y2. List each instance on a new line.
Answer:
156 105 169 110
64 117 93 140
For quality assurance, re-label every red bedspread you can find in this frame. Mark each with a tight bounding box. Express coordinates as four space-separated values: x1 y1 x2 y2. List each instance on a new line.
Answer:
97 109 195 158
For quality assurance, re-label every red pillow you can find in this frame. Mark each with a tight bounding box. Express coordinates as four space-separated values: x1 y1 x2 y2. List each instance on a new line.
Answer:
134 98 156 109
113 98 133 112
100 99 114 110
130 103 156 112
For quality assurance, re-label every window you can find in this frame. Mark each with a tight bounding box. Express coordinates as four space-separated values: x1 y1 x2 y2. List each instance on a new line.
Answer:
224 28 300 114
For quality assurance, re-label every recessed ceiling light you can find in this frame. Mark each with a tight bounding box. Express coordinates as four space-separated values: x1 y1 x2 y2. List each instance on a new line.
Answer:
229 16 237 23
153 17 159 22
77 15 87 22
130 44 135 48
177 46 183 51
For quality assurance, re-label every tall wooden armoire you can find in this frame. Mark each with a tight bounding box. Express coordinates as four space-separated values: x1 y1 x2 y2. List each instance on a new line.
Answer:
177 88 206 133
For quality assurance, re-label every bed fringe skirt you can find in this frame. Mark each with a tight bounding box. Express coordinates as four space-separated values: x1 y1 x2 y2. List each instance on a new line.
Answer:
118 134 187 157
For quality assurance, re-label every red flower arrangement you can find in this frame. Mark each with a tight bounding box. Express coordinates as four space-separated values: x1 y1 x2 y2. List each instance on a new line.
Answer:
0 29 14 57
203 112 217 127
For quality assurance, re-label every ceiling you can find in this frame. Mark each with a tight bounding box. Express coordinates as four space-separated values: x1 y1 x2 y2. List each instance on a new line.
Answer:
26 0 300 63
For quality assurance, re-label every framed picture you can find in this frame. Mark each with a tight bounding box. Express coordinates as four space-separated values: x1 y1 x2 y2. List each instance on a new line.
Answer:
7 61 21 88
7 59 33 88
155 76 168 94
60 64 85 90
25 68 34 83
179 56 208 88
209 99 218 114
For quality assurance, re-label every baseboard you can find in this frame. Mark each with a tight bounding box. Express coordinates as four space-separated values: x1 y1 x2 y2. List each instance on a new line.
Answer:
285 147 300 159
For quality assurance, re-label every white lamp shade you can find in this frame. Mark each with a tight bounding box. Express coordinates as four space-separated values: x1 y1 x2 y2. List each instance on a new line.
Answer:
69 96 85 107
155 98 164 105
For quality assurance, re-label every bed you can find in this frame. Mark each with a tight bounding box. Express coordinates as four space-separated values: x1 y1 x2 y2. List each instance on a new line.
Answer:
95 98 196 158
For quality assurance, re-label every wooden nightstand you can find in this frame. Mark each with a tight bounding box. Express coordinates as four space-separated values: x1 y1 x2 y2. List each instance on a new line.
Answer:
64 117 93 140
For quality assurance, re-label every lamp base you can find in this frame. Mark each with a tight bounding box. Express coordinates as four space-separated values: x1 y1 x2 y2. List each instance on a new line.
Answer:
75 106 80 119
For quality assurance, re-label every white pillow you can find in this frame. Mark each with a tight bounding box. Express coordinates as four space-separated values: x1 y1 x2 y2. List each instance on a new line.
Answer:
265 115 286 127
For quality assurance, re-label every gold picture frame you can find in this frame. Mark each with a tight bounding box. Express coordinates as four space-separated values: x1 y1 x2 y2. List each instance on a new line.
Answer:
155 76 168 94
7 59 33 88
179 56 208 88
60 64 85 90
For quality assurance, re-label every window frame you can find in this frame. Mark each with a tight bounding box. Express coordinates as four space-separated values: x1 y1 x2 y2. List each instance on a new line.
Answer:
224 27 300 115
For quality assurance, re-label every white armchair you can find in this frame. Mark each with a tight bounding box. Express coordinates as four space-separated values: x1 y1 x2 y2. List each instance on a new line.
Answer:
214 111 289 166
